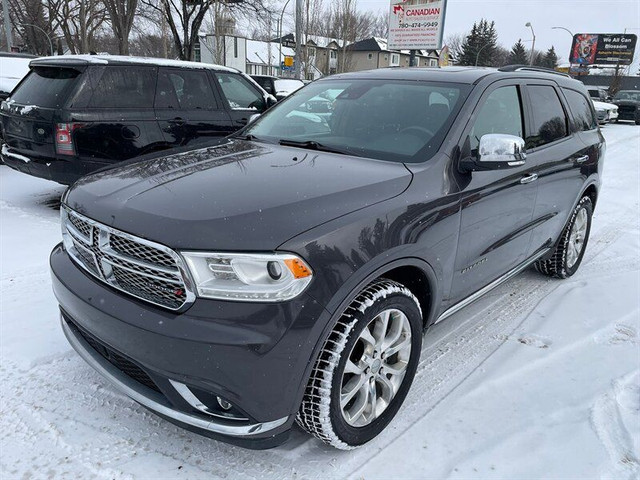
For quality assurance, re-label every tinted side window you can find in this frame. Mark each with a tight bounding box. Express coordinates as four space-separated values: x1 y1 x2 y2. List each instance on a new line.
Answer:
526 85 567 149
155 69 218 110
88 66 156 108
563 88 597 132
470 86 523 154
216 73 264 110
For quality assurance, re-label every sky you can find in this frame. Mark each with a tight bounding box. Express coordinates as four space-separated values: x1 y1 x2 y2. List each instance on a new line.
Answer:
272 0 640 72
357 0 640 70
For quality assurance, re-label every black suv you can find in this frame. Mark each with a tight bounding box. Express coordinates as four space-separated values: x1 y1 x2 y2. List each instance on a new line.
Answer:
51 66 604 450
250 75 304 100
611 89 640 124
1 55 275 184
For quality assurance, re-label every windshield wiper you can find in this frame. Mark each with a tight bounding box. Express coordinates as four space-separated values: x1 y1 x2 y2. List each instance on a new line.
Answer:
278 139 359 156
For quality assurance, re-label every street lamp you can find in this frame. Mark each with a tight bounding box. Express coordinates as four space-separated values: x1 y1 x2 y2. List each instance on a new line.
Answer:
525 22 536 65
474 42 491 66
277 0 292 75
552 26 574 37
21 23 53 55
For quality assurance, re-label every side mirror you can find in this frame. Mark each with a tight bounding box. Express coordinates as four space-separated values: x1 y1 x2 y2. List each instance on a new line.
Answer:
460 134 526 172
265 95 277 109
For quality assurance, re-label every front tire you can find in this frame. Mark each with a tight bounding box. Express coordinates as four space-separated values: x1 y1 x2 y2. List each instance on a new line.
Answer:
296 279 423 449
534 196 593 278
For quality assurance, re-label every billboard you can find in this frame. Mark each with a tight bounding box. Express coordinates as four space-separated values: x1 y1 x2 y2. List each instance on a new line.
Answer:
569 33 637 66
388 0 447 51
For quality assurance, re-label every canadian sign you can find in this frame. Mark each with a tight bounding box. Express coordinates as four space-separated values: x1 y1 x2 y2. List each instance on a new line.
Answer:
388 0 447 50
570 33 637 66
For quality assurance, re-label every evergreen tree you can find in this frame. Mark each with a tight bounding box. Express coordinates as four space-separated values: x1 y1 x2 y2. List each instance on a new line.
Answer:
507 39 529 65
458 19 499 66
540 46 559 69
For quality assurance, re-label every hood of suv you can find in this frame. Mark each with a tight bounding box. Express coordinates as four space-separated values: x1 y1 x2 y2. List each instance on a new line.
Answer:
613 99 640 107
65 139 413 251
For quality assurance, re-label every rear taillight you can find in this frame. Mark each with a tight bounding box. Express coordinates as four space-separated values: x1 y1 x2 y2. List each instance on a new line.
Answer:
55 123 83 156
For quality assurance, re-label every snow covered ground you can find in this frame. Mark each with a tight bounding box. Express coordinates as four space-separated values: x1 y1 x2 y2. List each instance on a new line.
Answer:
1 124 639 480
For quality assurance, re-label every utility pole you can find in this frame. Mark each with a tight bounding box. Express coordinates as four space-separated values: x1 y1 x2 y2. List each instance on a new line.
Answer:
2 0 13 51
409 49 416 67
294 0 303 79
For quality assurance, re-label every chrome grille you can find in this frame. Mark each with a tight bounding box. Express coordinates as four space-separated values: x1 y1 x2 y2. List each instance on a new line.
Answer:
61 207 194 310
110 234 176 269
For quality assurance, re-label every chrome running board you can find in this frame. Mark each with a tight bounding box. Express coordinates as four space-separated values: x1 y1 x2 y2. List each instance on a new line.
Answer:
61 316 288 436
434 248 550 325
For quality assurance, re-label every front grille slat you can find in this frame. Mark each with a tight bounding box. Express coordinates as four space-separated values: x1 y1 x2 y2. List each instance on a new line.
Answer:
62 207 192 311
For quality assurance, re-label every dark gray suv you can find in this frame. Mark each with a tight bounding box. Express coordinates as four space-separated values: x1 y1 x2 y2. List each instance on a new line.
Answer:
51 66 604 450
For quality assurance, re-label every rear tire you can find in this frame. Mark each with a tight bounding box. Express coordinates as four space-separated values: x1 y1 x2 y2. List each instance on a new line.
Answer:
534 196 593 278
296 278 423 449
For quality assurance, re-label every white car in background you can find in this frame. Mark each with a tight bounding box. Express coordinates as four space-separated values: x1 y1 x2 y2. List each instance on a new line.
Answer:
0 53 36 101
592 99 619 125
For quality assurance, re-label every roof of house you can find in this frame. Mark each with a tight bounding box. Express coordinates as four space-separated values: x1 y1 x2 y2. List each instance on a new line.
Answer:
245 39 295 65
272 33 344 49
346 37 433 56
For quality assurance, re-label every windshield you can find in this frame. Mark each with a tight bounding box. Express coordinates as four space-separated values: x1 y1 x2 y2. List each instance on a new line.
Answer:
274 79 304 95
244 79 470 163
614 91 640 101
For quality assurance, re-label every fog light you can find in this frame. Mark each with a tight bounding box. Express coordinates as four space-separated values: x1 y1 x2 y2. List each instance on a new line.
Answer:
217 396 232 410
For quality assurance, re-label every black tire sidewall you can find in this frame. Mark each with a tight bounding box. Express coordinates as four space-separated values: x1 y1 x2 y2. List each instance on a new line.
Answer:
328 293 422 447
563 197 593 276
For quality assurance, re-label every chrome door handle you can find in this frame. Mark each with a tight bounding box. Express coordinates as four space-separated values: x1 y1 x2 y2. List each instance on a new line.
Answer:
574 154 589 164
520 173 538 184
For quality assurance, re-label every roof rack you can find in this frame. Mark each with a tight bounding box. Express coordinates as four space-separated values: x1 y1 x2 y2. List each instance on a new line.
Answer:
498 64 570 78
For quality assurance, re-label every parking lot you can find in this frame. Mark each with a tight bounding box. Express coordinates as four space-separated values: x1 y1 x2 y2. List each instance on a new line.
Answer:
1 123 639 479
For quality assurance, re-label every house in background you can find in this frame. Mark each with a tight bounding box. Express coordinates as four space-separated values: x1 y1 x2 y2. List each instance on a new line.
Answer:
195 33 443 78
346 37 439 72
197 35 296 77
272 33 342 79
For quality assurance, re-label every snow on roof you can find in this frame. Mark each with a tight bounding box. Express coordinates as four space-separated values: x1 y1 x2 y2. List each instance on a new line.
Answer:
245 40 295 65
31 54 239 72
374 37 388 50
305 35 343 48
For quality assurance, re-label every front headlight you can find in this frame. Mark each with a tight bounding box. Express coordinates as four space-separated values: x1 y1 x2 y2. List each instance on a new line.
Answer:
181 251 313 302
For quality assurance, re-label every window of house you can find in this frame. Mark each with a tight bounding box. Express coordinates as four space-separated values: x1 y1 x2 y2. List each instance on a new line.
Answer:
526 85 568 149
194 41 201 63
390 53 400 66
308 47 316 57
330 49 337 59
368 53 373 60
234 37 238 58
469 86 524 155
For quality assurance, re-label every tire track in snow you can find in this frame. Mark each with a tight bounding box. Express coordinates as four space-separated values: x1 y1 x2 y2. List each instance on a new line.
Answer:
591 371 640 480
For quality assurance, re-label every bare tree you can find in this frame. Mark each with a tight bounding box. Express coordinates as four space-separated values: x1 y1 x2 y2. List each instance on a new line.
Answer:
141 0 270 61
56 0 107 53
444 32 464 64
370 11 388 39
103 0 138 54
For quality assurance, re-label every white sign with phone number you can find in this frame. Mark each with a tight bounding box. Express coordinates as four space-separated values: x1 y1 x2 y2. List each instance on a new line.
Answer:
388 0 447 50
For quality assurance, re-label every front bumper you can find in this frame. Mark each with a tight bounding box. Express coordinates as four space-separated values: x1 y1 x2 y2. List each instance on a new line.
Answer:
51 244 328 448
616 106 639 121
